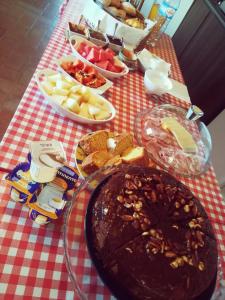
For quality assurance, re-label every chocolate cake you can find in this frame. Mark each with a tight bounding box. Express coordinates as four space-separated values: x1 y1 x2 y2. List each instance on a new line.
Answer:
87 165 217 300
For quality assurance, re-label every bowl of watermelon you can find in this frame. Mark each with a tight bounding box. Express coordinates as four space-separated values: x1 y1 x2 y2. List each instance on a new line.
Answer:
69 36 129 79
57 55 113 95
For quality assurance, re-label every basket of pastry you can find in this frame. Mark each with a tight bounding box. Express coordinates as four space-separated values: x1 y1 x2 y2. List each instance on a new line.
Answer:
75 130 153 178
82 0 155 48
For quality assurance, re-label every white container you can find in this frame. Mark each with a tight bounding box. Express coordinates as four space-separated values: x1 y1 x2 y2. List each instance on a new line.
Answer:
69 36 129 79
29 140 66 183
35 69 116 124
56 55 113 95
82 0 155 48
144 69 173 96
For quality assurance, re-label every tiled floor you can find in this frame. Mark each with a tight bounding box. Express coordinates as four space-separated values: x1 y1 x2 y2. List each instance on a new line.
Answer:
0 0 63 140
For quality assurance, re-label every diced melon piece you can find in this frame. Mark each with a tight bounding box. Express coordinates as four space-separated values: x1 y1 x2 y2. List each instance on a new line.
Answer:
88 104 101 116
80 88 92 102
52 87 69 96
95 110 111 120
52 95 67 105
79 103 93 119
70 85 81 94
41 80 55 95
56 79 73 90
68 93 81 103
64 97 80 114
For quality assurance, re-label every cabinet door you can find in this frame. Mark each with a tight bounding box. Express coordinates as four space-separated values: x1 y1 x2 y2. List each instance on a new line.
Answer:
173 0 209 58
172 0 225 124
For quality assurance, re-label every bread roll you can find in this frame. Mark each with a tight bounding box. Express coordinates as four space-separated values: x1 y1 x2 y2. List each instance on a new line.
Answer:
111 0 121 8
121 2 136 16
117 8 126 19
107 6 119 17
101 0 111 7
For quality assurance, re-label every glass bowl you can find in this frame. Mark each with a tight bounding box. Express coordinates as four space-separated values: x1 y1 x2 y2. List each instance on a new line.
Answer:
63 165 223 299
134 104 212 177
63 165 119 300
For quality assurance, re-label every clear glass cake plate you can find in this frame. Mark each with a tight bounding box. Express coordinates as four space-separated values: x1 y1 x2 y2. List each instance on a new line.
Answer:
134 104 212 177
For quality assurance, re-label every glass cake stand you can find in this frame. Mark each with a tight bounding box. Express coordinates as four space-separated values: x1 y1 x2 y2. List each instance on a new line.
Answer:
63 166 223 299
134 104 212 177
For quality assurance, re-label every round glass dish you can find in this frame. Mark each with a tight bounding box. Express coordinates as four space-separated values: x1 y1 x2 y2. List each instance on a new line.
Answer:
134 104 212 177
63 165 223 299
63 165 119 300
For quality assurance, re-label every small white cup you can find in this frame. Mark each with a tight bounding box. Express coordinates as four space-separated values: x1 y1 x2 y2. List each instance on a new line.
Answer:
144 69 173 96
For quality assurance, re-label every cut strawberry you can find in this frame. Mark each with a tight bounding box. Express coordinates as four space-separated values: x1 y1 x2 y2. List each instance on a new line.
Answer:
73 60 84 70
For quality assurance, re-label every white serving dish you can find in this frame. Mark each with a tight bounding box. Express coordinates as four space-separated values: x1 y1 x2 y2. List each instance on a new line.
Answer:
56 55 113 95
69 35 129 79
35 69 116 125
82 0 155 48
67 22 89 39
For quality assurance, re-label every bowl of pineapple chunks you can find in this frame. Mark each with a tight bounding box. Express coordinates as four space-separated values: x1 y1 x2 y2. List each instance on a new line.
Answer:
35 69 116 124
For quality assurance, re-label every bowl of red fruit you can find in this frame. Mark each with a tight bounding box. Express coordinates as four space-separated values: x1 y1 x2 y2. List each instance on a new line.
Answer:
57 55 113 94
69 36 129 79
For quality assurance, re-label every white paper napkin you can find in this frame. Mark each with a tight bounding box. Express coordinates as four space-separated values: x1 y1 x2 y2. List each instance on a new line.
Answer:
168 79 191 103
137 48 171 76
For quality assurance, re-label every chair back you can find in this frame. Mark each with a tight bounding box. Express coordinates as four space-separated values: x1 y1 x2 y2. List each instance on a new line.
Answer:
130 0 145 11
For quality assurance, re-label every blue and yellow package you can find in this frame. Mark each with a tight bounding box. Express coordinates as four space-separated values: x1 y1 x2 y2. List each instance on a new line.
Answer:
6 160 80 225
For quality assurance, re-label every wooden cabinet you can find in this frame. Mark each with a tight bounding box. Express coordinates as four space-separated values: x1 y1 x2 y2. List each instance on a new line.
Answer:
172 0 225 124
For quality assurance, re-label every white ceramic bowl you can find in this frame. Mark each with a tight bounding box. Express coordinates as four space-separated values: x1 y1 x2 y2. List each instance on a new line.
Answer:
69 35 129 79
35 69 116 125
56 55 113 95
144 69 173 96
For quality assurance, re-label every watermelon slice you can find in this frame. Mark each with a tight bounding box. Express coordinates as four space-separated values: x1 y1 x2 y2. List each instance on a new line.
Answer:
114 65 124 73
95 60 109 70
84 45 92 55
99 49 108 62
86 48 100 63
77 42 86 54
105 48 115 60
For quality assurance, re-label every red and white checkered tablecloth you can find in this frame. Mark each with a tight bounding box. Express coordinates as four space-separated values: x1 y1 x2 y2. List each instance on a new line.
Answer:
0 0 225 299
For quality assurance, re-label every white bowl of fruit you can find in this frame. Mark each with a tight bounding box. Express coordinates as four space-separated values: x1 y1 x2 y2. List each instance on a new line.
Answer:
57 55 113 95
35 69 116 124
69 35 129 79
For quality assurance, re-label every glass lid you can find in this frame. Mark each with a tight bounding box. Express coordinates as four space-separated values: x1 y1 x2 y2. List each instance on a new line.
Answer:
134 104 212 177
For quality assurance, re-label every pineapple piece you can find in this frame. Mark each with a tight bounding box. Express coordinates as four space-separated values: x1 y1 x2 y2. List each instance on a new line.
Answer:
41 80 55 95
64 97 80 114
79 103 93 119
52 87 69 96
70 85 82 94
56 79 73 90
52 95 67 105
88 104 101 116
95 110 111 120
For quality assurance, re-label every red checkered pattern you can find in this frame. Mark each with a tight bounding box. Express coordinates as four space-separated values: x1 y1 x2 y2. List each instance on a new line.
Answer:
0 0 224 299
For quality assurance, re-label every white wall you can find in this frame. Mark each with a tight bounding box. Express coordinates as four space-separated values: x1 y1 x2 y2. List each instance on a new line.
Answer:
208 109 225 187
141 0 194 37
